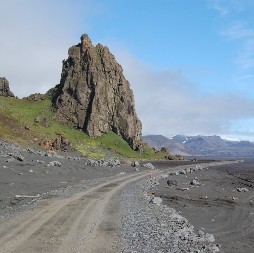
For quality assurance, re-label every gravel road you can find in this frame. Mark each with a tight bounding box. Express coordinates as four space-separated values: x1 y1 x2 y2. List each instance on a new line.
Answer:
0 172 149 253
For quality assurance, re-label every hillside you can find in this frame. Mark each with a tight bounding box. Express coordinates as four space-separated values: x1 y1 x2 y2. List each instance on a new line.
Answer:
143 134 254 157
0 95 165 159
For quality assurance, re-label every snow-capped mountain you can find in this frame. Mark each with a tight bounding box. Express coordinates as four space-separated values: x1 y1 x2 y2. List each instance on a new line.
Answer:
142 135 254 157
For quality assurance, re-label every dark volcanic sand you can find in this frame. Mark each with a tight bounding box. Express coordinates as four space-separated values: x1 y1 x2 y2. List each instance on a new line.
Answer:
0 142 210 222
157 159 254 253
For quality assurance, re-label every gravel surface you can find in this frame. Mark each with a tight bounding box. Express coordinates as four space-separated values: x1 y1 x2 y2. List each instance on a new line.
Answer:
122 176 222 253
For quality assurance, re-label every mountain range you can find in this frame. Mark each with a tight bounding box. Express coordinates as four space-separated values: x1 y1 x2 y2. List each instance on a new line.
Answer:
143 135 254 157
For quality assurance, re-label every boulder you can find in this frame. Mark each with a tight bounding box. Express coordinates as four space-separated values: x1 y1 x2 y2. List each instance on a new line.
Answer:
142 162 155 170
52 135 70 151
190 177 201 186
131 161 140 167
167 179 179 187
237 187 248 192
53 34 143 152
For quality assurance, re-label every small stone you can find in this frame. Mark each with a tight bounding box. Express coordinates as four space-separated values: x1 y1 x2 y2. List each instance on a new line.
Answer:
167 179 178 187
142 163 155 170
177 187 189 191
237 187 248 192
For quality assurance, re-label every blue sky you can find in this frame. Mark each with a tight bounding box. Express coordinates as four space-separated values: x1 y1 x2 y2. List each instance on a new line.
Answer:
1 0 254 140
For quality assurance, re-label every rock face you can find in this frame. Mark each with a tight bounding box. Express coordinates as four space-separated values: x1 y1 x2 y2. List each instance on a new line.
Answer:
53 34 142 151
0 77 14 97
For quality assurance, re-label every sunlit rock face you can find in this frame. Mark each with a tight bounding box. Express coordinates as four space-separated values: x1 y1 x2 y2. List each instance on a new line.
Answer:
54 34 142 151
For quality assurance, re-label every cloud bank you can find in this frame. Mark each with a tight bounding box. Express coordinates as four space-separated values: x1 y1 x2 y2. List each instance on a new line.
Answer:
113 50 254 140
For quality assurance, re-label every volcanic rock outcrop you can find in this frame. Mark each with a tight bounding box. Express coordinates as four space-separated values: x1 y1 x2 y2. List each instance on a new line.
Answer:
53 34 142 151
0 77 14 97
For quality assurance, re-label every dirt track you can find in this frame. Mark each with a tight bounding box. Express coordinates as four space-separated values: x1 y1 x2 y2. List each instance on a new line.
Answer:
0 172 148 253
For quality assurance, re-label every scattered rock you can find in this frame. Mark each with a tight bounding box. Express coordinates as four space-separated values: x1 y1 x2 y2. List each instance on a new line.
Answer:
42 118 50 128
160 147 169 153
237 187 249 192
52 135 70 151
39 139 52 149
34 116 41 123
167 179 179 187
87 158 121 167
6 158 15 163
190 177 201 187
24 125 31 130
7 153 24 161
150 197 163 206
36 160 45 164
25 93 45 101
47 161 62 167
179 169 187 175
142 162 155 170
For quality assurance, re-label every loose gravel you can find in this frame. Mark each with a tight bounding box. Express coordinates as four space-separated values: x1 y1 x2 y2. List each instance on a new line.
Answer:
122 176 222 253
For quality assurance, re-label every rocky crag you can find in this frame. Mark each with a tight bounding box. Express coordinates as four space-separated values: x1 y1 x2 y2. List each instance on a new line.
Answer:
0 77 14 97
53 34 142 151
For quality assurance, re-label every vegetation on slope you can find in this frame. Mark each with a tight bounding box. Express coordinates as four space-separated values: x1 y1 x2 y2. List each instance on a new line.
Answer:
0 96 166 159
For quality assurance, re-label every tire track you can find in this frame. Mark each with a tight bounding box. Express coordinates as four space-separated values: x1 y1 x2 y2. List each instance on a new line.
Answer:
0 172 148 253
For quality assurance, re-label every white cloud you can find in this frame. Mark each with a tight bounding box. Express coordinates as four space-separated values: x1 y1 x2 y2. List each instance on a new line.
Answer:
222 22 254 39
0 0 95 98
222 22 254 70
112 49 254 140
208 0 229 16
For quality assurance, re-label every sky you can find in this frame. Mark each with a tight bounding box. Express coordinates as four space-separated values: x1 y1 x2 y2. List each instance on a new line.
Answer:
1 0 254 141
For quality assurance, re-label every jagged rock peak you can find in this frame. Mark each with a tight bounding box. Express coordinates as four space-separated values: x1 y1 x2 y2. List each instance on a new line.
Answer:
53 34 143 151
0 77 14 97
81 33 92 46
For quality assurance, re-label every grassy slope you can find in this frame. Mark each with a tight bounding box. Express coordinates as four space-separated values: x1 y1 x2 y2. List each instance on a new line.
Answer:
0 96 166 160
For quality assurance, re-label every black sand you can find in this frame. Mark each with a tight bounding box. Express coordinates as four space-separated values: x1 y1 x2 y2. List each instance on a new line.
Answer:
157 159 254 253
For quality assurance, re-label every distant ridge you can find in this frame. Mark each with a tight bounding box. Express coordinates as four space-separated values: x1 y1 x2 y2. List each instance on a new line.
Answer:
143 134 254 157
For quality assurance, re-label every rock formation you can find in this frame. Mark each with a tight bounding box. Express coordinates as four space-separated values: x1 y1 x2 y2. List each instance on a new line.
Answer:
0 77 14 97
53 34 142 151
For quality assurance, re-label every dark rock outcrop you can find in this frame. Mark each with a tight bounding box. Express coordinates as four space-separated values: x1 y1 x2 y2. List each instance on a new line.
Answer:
25 93 45 101
53 34 142 151
0 77 14 97
52 135 70 151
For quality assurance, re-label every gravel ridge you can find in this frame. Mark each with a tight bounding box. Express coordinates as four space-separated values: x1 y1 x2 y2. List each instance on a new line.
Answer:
122 176 223 253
